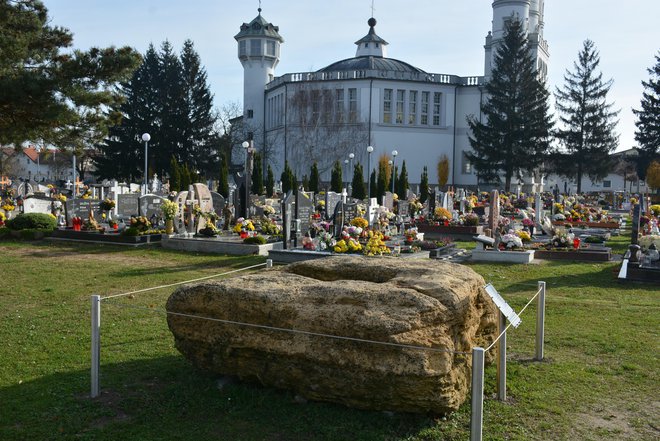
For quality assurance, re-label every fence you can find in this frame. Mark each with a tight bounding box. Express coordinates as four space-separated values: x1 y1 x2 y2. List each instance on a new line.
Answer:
89 264 546 441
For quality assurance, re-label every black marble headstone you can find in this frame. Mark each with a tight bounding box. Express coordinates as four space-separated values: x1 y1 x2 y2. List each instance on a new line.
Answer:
398 200 410 217
325 191 342 220
428 191 437 214
210 191 226 216
296 191 314 237
66 199 102 221
139 194 165 218
631 204 641 245
282 191 294 249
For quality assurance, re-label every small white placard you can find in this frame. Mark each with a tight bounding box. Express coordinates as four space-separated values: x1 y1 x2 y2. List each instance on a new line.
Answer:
484 284 522 328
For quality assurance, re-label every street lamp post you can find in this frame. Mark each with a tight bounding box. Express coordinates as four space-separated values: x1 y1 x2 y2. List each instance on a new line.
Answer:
344 159 349 191
348 152 355 192
35 146 41 181
242 141 251 218
366 146 374 224
391 149 398 194
142 133 151 195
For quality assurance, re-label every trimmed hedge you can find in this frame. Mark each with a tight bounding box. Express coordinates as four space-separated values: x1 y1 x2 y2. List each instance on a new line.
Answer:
6 213 56 230
243 235 267 245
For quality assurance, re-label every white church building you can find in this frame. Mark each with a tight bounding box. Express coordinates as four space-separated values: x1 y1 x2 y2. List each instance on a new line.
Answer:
235 1 549 188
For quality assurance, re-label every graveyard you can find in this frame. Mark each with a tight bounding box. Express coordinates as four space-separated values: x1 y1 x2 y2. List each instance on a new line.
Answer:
0 175 658 440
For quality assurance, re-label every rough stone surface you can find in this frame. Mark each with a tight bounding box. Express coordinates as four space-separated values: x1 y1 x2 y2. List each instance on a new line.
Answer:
166 256 498 414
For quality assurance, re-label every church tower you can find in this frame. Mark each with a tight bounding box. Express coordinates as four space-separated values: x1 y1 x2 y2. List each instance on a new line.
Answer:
484 0 549 79
354 18 388 58
235 7 283 140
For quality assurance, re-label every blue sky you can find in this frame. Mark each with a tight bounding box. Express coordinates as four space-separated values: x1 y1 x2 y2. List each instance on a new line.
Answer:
45 0 660 152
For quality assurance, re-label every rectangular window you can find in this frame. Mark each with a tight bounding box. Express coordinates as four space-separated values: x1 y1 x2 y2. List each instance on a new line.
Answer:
383 88 392 124
396 90 405 124
603 180 611 188
239 40 247 57
311 90 321 124
335 89 345 123
462 152 472 174
247 109 254 119
250 39 261 56
421 92 429 125
348 88 358 123
266 41 276 56
433 92 441 126
322 89 332 124
408 91 417 124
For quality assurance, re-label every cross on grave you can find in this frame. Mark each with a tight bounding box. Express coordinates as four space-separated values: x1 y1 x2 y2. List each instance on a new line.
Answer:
0 176 10 188
74 177 83 195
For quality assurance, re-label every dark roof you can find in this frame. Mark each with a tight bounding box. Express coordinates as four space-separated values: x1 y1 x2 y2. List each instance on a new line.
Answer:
355 18 388 45
317 56 426 74
234 11 284 42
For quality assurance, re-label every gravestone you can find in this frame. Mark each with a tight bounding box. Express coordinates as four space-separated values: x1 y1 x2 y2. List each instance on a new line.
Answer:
631 204 641 245
296 191 315 238
116 193 139 219
193 183 214 233
441 193 450 210
429 191 437 215
23 196 53 215
173 191 188 234
367 198 378 225
186 186 197 235
139 194 165 219
325 191 342 220
333 202 359 236
398 200 409 218
282 191 294 249
66 199 102 223
249 195 266 218
534 192 543 230
459 198 466 213
210 192 226 217
383 192 394 211
488 190 500 237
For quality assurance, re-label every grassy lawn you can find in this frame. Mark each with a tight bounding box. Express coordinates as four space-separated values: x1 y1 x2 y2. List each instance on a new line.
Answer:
0 239 657 440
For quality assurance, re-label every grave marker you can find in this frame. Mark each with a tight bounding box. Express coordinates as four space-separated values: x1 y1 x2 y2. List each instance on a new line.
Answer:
282 191 294 249
210 191 226 217
383 192 394 211
398 200 409 218
23 196 53 215
488 190 500 237
116 193 139 219
325 191 342 220
631 204 641 245
296 191 314 238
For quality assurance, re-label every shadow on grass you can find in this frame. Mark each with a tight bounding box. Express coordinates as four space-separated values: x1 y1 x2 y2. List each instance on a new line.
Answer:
108 255 265 278
0 356 436 441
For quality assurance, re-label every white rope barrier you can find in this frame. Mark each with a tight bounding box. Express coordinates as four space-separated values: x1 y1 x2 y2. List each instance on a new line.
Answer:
485 286 543 352
101 262 268 300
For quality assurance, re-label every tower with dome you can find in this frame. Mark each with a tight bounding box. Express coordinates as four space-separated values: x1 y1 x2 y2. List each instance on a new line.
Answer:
236 1 548 188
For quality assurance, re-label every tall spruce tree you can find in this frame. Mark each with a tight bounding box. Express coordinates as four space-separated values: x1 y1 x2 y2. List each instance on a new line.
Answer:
170 156 181 191
217 152 229 197
467 19 553 191
330 161 342 192
554 39 619 192
251 152 263 194
397 160 409 198
369 170 377 199
265 164 275 197
633 52 660 181
376 162 387 204
309 162 320 193
419 166 429 204
281 161 294 195
351 163 366 200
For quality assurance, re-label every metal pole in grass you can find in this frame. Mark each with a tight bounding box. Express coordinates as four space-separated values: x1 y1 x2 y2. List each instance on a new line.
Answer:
470 347 485 441
91 295 101 398
266 259 273 268
497 311 507 401
536 281 546 361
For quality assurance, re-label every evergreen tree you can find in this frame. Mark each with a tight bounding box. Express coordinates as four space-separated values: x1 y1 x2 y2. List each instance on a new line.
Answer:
180 40 220 176
217 152 229 197
309 162 320 193
376 162 387 204
419 166 429 204
369 170 377 199
301 175 310 191
467 19 553 191
351 163 367 200
180 163 191 190
330 160 343 192
266 165 275 197
397 160 409 198
251 152 263 194
0 0 141 146
281 161 294 195
170 156 181 192
633 52 660 180
554 39 619 192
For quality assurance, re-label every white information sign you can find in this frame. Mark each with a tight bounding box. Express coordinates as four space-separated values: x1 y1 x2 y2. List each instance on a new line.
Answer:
484 284 522 328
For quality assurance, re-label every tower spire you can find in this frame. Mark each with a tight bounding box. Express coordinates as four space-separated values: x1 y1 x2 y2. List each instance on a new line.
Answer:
258 0 262 14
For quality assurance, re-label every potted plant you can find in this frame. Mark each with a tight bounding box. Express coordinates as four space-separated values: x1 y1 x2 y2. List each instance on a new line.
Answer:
161 200 178 234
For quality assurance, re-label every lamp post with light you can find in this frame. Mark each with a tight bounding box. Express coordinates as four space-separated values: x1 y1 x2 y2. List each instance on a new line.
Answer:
242 140 252 218
366 145 374 224
141 133 151 195
391 149 398 194
348 152 355 193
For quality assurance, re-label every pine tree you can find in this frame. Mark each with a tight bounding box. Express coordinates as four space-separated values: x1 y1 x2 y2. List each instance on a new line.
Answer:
301 175 310 191
251 152 263 195
281 161 294 195
397 160 409 198
419 166 429 204
554 39 619 192
180 163 191 190
309 162 320 193
351 163 366 200
633 52 660 181
330 160 343 192
467 19 553 191
170 156 181 192
266 164 275 197
0 1 141 146
369 170 377 199
376 161 387 204
217 153 229 197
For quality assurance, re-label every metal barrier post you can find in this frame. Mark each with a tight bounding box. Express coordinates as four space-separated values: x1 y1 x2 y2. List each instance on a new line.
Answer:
496 311 507 401
91 295 101 398
266 259 273 268
535 281 546 361
470 347 485 441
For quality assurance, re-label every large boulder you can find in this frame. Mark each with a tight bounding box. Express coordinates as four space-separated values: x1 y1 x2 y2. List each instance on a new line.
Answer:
166 256 497 414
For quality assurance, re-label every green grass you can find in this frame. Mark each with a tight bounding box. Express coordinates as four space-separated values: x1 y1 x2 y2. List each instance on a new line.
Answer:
0 240 658 440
